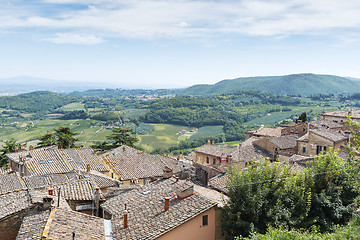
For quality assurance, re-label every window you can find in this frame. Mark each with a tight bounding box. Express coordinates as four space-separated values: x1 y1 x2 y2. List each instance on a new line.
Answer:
316 145 323 154
324 146 327 152
213 158 216 164
302 147 306 153
206 156 209 164
202 215 208 226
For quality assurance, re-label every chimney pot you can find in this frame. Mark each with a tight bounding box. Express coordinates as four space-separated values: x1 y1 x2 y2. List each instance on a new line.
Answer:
48 187 54 196
212 141 215 145
123 209 128 229
207 139 211 144
164 197 170 212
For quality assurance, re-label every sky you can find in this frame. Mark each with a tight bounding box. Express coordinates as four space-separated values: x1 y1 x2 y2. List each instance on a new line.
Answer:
1 0 360 89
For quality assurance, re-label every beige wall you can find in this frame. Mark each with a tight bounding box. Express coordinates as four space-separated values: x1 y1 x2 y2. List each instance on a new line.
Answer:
298 133 347 157
195 152 219 165
254 138 296 158
253 138 277 155
157 207 216 240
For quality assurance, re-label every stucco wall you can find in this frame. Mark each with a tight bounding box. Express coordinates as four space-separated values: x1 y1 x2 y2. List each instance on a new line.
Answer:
157 207 216 240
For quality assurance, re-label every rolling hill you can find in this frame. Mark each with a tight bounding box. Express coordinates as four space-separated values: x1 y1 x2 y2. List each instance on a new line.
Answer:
178 73 360 97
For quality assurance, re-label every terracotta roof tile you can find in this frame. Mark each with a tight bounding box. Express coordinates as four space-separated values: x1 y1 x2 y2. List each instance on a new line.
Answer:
100 146 181 181
102 178 215 240
16 210 50 240
0 190 31 220
0 173 26 194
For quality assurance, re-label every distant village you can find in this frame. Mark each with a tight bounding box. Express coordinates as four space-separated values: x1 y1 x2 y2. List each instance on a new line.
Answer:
0 109 358 239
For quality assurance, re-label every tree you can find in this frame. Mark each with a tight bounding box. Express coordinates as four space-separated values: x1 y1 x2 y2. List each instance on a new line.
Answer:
54 126 78 148
297 112 307 122
0 139 23 166
223 160 311 237
91 127 139 151
108 127 138 148
37 132 56 148
304 149 360 232
224 148 360 238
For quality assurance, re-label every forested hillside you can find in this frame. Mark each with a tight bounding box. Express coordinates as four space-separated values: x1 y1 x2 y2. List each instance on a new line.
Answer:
179 73 360 97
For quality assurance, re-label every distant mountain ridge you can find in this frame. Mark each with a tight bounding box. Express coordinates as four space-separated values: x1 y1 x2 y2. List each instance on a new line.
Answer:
179 73 360 97
0 76 121 94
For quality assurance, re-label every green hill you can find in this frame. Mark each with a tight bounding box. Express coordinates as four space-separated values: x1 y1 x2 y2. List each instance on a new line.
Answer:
179 73 360 97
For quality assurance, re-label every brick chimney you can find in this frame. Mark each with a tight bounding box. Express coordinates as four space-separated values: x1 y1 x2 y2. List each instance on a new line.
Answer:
87 163 91 172
123 204 128 229
164 197 170 212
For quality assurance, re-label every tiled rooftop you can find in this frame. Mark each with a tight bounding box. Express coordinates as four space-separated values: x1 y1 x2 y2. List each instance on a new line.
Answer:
310 120 343 129
17 207 105 240
310 128 348 143
100 145 181 181
6 146 109 176
0 190 31 220
194 143 234 158
251 127 284 137
232 137 271 163
208 174 229 194
16 210 50 240
57 148 109 173
102 178 216 240
0 173 26 194
321 110 360 119
46 208 105 239
268 135 298 149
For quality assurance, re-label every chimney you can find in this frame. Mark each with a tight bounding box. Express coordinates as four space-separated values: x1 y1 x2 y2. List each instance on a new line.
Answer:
164 197 170 212
163 166 173 179
19 157 24 177
87 164 91 172
207 139 211 144
297 120 302 124
175 176 179 182
48 187 54 196
14 146 19 152
94 187 100 217
211 141 215 145
123 204 128 229
81 145 84 148
176 185 194 200
29 145 34 151
21 145 25 151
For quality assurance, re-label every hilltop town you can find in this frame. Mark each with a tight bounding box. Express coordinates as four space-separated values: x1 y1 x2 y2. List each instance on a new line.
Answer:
0 109 358 239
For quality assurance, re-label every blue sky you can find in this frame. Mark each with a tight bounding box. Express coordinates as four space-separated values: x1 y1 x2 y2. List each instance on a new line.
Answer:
1 0 360 88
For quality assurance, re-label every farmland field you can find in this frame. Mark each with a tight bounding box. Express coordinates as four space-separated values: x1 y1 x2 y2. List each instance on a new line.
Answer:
136 124 196 152
57 102 86 111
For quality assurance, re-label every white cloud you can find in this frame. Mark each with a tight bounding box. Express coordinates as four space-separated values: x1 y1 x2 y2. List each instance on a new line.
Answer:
2 0 360 40
46 33 104 45
179 21 189 27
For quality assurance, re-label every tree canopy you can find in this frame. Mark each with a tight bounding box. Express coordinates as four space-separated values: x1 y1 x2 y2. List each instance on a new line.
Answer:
223 148 360 238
